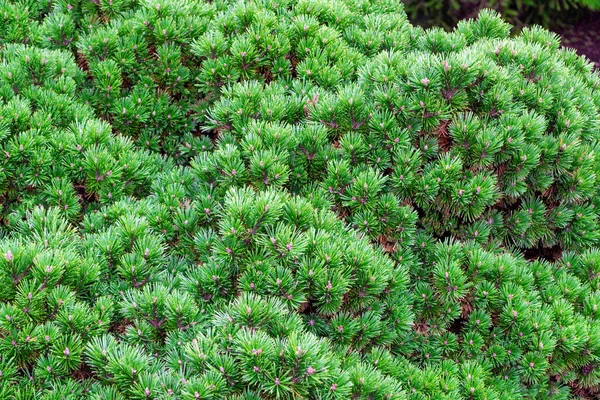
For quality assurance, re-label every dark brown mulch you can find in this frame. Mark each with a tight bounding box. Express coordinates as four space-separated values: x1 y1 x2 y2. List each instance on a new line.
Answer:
552 11 600 70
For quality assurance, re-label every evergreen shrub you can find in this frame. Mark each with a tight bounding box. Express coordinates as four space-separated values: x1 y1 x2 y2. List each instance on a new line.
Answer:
0 0 600 398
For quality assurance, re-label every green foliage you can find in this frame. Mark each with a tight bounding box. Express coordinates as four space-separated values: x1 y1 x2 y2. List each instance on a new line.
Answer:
0 1 600 399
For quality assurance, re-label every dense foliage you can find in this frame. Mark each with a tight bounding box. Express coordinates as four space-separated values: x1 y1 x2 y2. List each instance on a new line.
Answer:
1 0 600 398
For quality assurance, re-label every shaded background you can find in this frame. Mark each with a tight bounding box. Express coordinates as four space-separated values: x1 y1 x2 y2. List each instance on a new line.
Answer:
554 13 600 69
403 0 600 69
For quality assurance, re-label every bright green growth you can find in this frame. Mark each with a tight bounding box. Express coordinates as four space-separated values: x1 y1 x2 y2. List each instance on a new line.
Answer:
1 1 600 399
